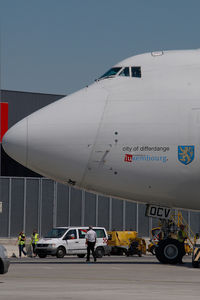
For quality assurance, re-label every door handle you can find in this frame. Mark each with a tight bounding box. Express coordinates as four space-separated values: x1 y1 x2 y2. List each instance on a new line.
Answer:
75 241 79 243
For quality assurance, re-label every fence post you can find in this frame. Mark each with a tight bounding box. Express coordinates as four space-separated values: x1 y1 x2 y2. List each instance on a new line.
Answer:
123 200 126 230
38 178 42 236
95 194 98 226
68 186 71 226
188 211 191 238
8 178 12 238
23 178 27 233
109 197 112 231
81 190 85 226
149 217 152 237
53 181 57 227
136 203 139 233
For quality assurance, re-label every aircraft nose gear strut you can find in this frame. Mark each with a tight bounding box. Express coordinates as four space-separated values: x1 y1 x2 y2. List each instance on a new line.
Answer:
146 204 195 265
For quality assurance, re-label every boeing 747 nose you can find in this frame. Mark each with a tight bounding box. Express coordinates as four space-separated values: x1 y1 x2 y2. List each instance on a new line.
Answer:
2 118 28 167
2 85 108 185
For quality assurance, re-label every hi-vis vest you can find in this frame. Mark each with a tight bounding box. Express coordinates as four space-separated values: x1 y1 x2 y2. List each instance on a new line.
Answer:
177 230 186 243
18 234 26 245
31 233 39 244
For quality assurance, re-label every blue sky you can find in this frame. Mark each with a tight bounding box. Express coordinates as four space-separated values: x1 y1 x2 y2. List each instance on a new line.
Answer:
1 0 200 95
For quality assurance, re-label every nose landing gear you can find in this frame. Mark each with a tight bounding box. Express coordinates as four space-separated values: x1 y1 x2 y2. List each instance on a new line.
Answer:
146 204 190 265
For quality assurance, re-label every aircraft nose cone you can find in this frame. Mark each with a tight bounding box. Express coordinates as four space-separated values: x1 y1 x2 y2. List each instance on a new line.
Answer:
2 118 28 167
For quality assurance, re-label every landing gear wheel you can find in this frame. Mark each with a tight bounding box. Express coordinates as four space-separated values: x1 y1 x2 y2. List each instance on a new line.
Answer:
155 238 183 265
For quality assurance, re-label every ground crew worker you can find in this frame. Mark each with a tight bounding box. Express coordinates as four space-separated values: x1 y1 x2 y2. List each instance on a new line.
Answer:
17 231 27 258
31 229 39 257
177 224 187 264
85 226 97 262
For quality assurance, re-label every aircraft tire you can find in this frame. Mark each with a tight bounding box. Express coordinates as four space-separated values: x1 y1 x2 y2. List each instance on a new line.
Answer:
155 238 182 265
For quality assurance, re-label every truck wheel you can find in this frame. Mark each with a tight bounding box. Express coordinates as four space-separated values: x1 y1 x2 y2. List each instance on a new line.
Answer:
38 253 47 258
56 247 66 258
118 249 124 256
77 254 85 258
155 238 182 265
95 247 105 258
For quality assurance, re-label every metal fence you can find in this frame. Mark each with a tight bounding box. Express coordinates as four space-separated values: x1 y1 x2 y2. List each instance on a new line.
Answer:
0 177 200 238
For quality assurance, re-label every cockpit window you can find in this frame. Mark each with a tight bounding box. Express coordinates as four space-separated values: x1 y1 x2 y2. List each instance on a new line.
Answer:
119 67 130 77
98 66 141 80
99 67 122 79
131 67 141 78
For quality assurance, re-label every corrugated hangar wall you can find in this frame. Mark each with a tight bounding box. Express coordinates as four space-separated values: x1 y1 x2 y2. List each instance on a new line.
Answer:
1 90 200 238
0 177 146 237
1 177 200 238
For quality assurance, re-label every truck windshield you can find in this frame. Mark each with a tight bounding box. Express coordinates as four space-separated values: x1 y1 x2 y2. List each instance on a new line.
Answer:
45 228 67 238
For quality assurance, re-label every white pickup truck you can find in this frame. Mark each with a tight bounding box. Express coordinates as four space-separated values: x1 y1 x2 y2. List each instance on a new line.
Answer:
35 227 109 258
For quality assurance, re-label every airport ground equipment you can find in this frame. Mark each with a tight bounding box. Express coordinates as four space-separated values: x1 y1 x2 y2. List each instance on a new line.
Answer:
146 206 195 264
0 245 10 274
192 243 200 268
107 231 146 257
148 227 193 256
35 227 108 258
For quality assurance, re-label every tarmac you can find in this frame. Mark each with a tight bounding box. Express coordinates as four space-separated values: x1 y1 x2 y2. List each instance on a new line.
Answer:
0 255 200 300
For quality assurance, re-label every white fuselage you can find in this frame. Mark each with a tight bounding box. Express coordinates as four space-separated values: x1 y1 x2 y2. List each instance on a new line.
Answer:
3 50 200 210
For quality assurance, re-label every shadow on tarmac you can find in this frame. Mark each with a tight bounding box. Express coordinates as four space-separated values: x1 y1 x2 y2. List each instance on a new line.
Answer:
10 260 160 265
9 258 194 268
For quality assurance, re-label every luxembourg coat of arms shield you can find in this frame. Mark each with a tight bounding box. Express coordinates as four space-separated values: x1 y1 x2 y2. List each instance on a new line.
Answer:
178 145 195 165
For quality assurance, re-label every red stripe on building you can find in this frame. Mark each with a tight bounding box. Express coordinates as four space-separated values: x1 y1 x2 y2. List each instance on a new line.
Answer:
0 103 8 142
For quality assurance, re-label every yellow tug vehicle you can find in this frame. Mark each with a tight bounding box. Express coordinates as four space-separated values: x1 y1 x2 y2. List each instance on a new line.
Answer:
148 212 194 256
107 231 146 257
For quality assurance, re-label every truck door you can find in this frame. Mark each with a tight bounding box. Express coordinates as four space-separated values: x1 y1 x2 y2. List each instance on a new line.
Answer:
78 229 88 252
63 229 80 253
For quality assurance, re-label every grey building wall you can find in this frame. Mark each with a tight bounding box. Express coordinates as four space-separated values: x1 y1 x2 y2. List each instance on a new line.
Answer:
1 90 64 128
0 177 200 238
